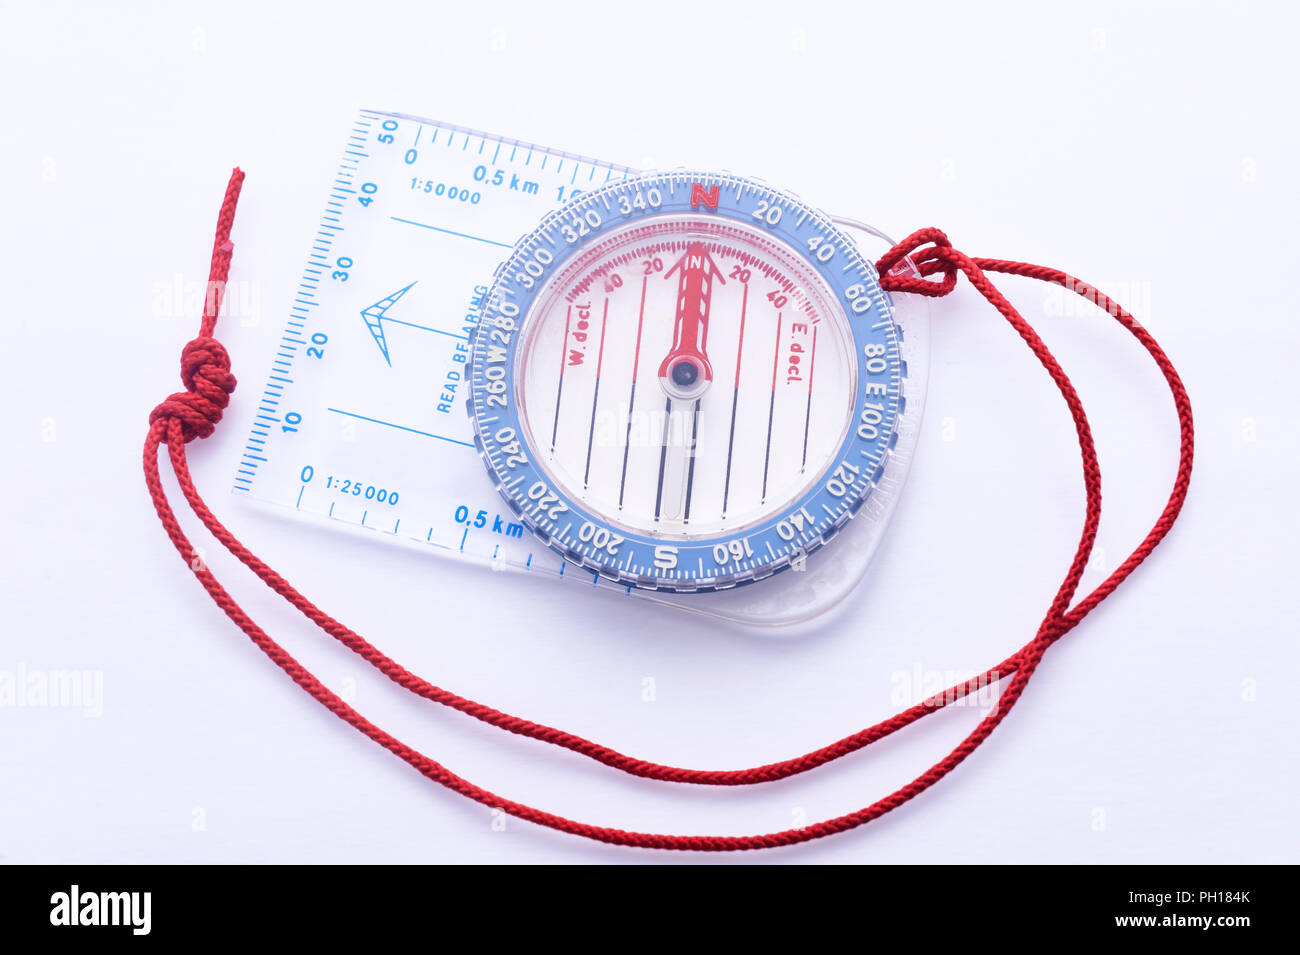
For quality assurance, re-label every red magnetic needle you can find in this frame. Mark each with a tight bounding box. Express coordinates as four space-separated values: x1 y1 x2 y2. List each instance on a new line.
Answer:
657 242 724 400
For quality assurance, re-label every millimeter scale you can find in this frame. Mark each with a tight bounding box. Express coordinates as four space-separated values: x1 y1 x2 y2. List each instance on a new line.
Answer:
234 109 928 626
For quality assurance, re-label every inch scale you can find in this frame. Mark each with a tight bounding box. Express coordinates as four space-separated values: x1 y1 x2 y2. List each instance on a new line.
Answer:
234 109 928 626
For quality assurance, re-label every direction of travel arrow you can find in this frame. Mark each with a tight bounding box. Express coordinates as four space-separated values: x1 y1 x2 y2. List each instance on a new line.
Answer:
360 281 417 366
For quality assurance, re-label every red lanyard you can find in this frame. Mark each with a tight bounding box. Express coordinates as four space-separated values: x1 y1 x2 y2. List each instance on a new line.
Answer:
145 169 1193 851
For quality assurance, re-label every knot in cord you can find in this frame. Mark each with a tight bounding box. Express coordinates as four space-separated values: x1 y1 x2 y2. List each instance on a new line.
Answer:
149 336 237 443
876 227 959 297
147 168 243 446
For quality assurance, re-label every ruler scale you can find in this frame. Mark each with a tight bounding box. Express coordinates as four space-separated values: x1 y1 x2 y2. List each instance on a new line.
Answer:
233 109 929 626
235 110 633 578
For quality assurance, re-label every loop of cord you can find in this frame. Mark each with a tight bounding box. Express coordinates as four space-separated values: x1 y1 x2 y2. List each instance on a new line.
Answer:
144 169 1193 851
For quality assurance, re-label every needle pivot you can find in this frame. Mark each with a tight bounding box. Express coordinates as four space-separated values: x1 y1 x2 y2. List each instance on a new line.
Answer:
670 359 700 388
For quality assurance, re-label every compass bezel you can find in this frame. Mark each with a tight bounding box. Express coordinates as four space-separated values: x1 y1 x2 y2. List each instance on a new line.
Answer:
467 170 907 593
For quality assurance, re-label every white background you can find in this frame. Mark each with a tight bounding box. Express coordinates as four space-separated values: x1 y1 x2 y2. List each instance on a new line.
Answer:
1 0 1296 864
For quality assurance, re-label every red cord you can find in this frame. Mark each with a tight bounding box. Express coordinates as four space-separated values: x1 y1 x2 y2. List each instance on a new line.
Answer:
144 170 1194 851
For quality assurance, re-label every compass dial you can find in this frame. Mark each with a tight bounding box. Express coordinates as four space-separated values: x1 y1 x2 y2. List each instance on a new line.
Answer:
469 172 906 592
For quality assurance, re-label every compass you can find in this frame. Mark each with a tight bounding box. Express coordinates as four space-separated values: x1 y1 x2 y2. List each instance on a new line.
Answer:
468 171 906 592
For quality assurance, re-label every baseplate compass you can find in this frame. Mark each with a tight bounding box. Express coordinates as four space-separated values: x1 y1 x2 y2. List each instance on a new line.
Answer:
233 110 928 625
469 171 912 593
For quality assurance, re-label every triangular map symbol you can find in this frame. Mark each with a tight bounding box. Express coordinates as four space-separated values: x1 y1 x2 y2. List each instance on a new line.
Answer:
361 281 417 366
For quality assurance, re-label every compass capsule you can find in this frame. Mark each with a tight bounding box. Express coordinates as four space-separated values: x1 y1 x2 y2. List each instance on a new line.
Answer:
468 171 905 592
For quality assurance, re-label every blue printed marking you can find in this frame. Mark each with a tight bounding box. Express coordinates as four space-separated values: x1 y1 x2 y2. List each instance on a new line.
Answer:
326 408 473 447
390 217 511 248
379 317 467 341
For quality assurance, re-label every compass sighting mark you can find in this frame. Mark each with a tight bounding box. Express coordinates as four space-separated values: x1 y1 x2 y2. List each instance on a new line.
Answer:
360 282 417 365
